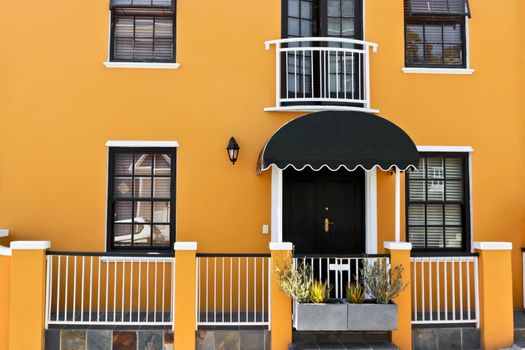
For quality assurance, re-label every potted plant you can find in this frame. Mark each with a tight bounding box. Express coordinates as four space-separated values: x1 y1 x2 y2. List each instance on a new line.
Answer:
274 257 348 331
345 259 408 331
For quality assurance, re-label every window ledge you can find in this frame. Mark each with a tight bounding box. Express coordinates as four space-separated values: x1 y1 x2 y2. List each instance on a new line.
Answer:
402 67 474 75
103 62 180 69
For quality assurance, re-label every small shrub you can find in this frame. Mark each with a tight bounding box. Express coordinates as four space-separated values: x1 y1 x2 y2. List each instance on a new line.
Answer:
309 280 332 304
362 259 408 304
346 283 365 304
274 255 312 303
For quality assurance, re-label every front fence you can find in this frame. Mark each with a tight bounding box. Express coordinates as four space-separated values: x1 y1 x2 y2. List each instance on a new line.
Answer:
196 254 271 328
45 252 175 328
411 254 479 326
293 254 390 300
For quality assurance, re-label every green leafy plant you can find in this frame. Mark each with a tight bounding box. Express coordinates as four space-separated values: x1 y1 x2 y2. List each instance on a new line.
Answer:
346 283 365 304
309 280 332 304
362 260 408 304
274 255 312 303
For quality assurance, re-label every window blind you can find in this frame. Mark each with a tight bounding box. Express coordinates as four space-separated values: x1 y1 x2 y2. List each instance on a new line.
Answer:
408 0 470 16
406 154 469 251
110 0 174 9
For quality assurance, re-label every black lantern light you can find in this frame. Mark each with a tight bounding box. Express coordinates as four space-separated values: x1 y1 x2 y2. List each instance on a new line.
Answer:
226 137 240 164
226 136 240 164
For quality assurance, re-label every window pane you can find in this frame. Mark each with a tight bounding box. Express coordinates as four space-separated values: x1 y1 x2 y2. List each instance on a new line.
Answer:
427 158 444 179
134 224 151 245
328 18 341 36
446 180 463 201
135 201 152 223
406 44 424 65
153 202 170 223
445 204 461 225
424 25 443 44
328 0 340 16
153 225 170 246
115 201 133 222
114 224 132 245
301 19 312 36
341 0 354 16
134 177 152 198
135 17 154 37
289 0 300 17
445 227 462 248
301 1 312 18
426 204 443 225
134 38 154 60
443 24 462 43
427 180 444 201
445 158 462 178
154 178 170 198
115 154 133 175
444 44 462 65
341 19 354 37
408 204 425 225
427 227 444 248
155 18 173 38
409 180 426 201
134 154 152 175
115 177 132 198
408 227 425 248
288 18 300 36
424 43 443 64
406 24 423 44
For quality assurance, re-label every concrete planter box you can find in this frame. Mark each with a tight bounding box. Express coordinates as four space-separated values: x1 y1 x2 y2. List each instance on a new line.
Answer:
347 302 398 331
293 300 348 331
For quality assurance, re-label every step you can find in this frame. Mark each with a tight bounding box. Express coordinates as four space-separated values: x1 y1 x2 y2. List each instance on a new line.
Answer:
288 341 399 350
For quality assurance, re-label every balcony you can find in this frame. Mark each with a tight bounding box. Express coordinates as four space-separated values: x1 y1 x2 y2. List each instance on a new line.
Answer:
265 37 378 113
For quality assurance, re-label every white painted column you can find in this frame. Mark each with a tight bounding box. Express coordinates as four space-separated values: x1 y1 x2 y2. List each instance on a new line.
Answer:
271 165 283 242
395 168 401 242
365 169 378 254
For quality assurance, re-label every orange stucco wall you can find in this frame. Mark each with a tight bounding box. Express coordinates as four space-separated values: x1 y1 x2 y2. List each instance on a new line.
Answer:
0 0 525 314
0 256 10 350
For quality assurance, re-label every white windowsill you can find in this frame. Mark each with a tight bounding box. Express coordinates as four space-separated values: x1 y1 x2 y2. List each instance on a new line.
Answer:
402 67 474 75
106 140 180 148
103 62 181 69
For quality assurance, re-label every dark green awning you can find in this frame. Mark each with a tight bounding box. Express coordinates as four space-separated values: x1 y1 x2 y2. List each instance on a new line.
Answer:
257 111 419 174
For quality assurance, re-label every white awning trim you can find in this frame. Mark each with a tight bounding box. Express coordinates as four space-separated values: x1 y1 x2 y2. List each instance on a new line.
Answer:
260 163 417 173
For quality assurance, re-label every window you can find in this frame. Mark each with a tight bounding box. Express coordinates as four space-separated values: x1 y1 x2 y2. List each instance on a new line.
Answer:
107 148 176 251
404 0 470 68
110 0 176 63
406 153 470 251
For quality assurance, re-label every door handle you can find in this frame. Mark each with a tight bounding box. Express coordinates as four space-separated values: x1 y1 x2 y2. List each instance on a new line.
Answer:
324 218 334 233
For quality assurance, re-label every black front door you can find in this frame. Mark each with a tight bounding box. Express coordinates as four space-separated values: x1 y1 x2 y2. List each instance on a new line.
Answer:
283 168 365 255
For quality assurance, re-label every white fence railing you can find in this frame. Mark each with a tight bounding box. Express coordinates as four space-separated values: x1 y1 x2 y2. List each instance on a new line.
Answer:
411 255 479 327
45 252 175 328
196 254 271 328
265 37 378 111
293 255 390 300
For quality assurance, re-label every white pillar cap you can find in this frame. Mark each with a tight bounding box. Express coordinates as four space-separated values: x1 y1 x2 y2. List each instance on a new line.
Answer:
384 241 412 251
174 242 198 251
269 242 293 251
473 242 512 251
10 241 51 250
0 229 9 238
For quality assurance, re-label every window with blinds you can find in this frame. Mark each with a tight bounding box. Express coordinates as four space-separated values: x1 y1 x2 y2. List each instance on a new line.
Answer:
110 0 176 63
406 153 470 251
404 0 469 68
107 148 176 251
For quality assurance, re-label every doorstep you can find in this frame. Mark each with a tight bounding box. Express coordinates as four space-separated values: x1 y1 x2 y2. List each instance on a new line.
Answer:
288 341 398 349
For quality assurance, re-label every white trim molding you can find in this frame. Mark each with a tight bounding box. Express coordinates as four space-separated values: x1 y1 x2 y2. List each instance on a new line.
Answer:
103 62 180 69
271 166 284 242
174 242 198 251
365 169 378 254
269 242 293 251
0 229 9 238
0 246 11 256
10 241 51 250
402 68 474 75
472 242 512 251
264 106 380 114
417 146 474 153
106 140 180 148
384 241 412 251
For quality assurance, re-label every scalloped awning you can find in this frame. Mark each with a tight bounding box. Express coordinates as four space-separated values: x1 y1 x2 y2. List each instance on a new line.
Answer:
257 111 419 174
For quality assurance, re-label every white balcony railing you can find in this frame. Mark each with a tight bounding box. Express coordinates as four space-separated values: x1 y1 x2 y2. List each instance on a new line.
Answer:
411 255 479 327
45 252 175 328
265 37 378 113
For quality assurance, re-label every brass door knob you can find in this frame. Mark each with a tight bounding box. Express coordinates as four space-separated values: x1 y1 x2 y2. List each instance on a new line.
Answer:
324 218 334 233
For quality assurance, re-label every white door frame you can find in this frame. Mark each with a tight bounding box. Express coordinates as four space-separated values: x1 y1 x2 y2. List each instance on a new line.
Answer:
270 165 378 254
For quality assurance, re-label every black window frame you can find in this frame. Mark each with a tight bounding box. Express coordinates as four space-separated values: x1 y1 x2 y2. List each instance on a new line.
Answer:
109 5 177 63
107 147 177 253
404 0 468 69
405 152 471 253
